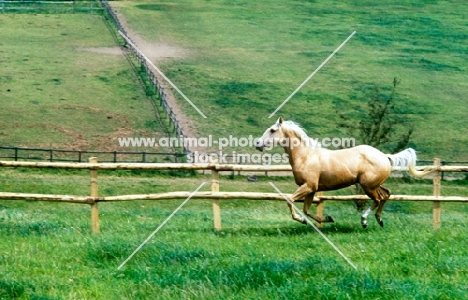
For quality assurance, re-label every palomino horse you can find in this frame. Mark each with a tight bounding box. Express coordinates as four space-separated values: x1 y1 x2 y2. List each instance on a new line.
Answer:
255 117 433 228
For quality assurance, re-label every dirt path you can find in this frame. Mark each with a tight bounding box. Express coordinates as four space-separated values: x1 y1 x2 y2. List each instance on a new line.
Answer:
107 2 202 153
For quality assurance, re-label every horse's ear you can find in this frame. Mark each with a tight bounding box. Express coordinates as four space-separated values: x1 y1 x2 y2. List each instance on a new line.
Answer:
277 116 284 124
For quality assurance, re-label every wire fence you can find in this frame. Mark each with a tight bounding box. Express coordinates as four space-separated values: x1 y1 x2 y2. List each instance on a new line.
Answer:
0 146 186 163
101 0 189 152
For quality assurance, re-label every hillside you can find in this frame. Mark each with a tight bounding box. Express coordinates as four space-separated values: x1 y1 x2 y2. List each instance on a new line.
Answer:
114 0 468 160
0 13 173 155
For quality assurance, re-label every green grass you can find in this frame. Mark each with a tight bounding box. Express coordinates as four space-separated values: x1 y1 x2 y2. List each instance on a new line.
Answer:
0 168 467 299
116 0 468 160
1 2 467 299
0 0 102 14
0 13 172 152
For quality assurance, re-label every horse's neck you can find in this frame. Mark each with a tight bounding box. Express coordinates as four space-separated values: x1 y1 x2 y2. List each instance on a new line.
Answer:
282 137 315 166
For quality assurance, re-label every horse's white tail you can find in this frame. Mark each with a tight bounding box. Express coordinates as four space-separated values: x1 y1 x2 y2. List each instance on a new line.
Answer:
387 148 434 178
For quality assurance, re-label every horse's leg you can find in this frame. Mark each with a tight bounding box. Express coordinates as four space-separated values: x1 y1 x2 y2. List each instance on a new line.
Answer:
303 193 334 223
361 200 379 229
361 185 391 228
374 200 387 227
289 184 314 224
374 186 391 227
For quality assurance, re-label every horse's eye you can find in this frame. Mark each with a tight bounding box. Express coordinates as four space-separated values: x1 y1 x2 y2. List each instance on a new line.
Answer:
270 129 276 133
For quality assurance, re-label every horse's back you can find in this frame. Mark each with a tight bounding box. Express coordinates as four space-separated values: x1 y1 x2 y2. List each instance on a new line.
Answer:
337 145 391 170
319 145 386 163
313 145 391 190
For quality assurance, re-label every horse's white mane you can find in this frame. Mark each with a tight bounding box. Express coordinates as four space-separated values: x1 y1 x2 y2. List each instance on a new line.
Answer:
280 120 321 148
281 120 308 137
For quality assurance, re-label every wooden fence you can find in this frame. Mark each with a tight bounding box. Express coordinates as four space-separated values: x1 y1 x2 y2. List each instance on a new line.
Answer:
0 158 467 233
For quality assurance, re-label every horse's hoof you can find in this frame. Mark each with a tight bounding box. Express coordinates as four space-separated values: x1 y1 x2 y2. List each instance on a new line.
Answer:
325 216 334 223
361 217 367 228
379 220 384 227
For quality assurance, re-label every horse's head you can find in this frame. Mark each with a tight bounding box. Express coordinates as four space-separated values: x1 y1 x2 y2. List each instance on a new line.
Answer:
255 116 286 152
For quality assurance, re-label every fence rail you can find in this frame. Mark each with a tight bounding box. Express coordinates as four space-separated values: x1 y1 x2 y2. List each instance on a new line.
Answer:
0 158 467 233
2 191 467 204
1 159 468 172
2 146 468 170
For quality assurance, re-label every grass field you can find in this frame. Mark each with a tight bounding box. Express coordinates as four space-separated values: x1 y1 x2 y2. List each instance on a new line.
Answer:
0 168 467 299
116 0 468 159
0 13 172 153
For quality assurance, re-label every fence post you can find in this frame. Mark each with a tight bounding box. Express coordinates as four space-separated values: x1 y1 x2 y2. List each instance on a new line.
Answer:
89 157 100 233
316 192 324 228
211 162 221 231
433 158 441 229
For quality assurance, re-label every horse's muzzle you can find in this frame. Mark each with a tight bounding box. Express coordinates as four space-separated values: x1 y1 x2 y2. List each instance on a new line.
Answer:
254 139 264 151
